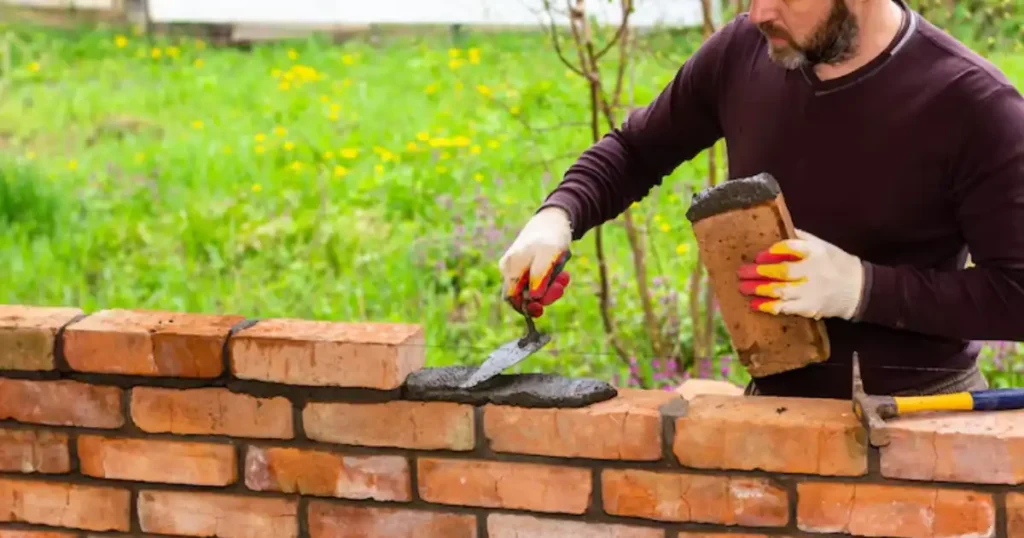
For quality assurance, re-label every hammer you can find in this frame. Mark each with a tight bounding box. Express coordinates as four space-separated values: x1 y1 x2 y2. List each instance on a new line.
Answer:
851 352 1024 447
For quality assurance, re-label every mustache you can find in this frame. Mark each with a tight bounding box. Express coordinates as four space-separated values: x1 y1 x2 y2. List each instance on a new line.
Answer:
757 23 790 40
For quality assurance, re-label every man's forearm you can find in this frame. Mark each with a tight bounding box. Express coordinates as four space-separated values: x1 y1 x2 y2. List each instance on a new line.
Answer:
537 16 741 240
540 132 665 240
856 262 1024 340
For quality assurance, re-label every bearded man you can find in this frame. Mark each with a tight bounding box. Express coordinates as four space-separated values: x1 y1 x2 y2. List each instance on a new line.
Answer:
497 0 1024 399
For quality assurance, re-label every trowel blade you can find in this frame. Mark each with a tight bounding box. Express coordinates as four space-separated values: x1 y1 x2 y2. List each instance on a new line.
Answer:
459 332 552 389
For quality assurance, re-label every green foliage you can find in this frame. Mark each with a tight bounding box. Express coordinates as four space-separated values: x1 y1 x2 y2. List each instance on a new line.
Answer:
0 10 1020 390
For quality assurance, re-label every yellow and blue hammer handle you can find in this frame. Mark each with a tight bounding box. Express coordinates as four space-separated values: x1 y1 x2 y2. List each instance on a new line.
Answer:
881 388 1024 419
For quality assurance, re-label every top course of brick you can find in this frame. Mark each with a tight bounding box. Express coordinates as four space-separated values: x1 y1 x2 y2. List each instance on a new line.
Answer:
0 304 424 389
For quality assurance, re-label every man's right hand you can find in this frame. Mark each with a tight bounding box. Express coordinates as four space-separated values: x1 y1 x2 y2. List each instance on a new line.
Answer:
498 206 573 317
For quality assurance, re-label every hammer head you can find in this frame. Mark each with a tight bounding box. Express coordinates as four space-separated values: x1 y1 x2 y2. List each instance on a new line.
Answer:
851 352 895 447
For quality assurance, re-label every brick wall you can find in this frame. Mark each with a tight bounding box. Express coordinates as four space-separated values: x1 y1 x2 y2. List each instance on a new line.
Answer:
0 304 1021 538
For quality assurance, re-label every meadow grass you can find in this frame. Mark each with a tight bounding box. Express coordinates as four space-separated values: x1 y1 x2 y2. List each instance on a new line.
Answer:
1 17 1022 390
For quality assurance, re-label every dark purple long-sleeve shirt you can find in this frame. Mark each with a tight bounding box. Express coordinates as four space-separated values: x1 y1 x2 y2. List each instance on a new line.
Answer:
540 2 1024 398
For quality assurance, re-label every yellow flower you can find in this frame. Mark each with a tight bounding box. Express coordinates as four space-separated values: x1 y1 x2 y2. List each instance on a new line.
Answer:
194 59 204 68
334 165 348 177
191 120 204 130
406 142 419 151
254 145 266 154
278 81 291 91
676 243 689 255
283 141 295 151
323 150 335 160
424 83 439 95
150 48 162 59
254 133 266 142
375 164 384 174
340 148 359 159
288 48 299 60
448 48 461 58
510 106 520 115
114 35 128 48
135 152 146 163
660 223 670 232
165 46 180 58
24 151 36 160
252 183 262 193
451 135 471 147
342 54 354 65
476 84 491 97
470 145 481 154
468 47 481 64
273 126 287 137
473 173 483 182
289 161 303 172
448 58 464 69
27 62 40 72
416 131 430 142
486 139 500 149
67 159 78 170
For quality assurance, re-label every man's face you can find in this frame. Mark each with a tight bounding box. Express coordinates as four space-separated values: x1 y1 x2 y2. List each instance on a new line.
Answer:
751 0 860 69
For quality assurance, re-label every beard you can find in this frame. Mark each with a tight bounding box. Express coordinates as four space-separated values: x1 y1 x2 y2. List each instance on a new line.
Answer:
757 0 859 69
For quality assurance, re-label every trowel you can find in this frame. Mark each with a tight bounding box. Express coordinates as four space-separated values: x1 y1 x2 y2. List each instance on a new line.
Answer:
459 251 570 389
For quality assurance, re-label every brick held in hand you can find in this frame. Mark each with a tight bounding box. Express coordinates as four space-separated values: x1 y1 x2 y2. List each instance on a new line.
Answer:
685 172 830 377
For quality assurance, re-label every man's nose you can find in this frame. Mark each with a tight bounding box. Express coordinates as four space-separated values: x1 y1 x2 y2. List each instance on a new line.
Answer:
748 0 779 25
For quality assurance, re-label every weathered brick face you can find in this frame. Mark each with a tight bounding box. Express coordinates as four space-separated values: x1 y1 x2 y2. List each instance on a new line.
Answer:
0 304 1017 538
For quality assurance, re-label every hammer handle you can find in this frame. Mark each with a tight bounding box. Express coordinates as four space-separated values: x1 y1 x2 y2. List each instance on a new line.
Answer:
895 388 1024 415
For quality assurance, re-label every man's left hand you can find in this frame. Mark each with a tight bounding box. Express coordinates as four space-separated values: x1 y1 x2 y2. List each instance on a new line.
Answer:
737 229 865 320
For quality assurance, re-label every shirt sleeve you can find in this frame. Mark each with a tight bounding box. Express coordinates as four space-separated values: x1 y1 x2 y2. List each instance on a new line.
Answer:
856 82 1024 341
537 16 742 240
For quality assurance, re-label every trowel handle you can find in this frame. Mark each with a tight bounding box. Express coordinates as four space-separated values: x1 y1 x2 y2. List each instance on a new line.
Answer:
548 249 572 285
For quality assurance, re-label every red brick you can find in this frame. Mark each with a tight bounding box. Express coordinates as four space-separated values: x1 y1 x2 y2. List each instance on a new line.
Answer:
1008 493 1023 538
0 478 130 531
677 534 782 538
78 435 237 486
488 514 664 538
308 502 476 538
673 394 867 476
303 401 472 450
0 531 77 537
230 318 424 389
130 387 293 439
138 490 298 538
0 379 123 429
0 305 82 371
484 389 677 460
880 409 1024 484
63 308 244 377
796 482 995 537
417 458 591 514
0 428 69 473
601 469 788 527
245 445 409 501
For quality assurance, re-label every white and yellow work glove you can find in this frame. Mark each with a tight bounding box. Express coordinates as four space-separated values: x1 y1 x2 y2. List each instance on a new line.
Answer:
737 229 865 320
498 206 573 318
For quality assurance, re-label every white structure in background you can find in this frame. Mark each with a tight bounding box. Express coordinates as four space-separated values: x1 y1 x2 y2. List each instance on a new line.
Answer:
1 0 716 30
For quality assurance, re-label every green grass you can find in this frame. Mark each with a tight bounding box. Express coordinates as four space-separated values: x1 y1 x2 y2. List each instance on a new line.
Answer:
1 17 1022 390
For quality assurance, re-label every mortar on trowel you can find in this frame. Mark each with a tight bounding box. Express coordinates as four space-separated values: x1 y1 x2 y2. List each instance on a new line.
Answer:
684 172 830 378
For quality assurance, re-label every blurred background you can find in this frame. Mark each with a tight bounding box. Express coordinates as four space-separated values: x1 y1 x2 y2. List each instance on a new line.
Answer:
2 0 1021 391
